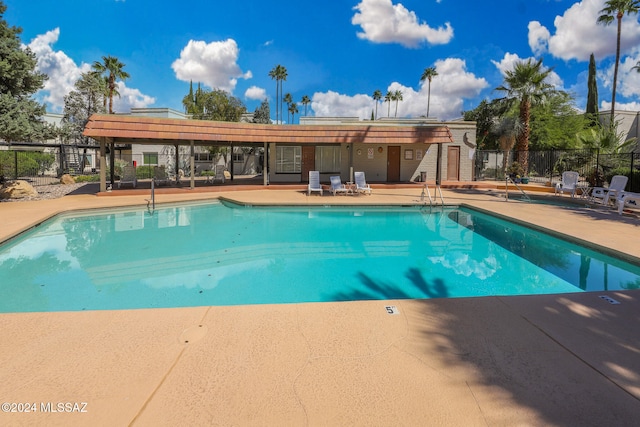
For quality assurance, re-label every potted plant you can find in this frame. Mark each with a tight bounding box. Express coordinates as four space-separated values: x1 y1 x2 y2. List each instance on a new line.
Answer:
507 162 525 183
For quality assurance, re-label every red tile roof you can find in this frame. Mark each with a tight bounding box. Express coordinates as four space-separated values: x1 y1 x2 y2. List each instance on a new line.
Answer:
83 114 453 145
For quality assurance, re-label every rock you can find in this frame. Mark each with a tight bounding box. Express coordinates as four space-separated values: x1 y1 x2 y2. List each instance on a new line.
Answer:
60 174 76 184
0 180 39 199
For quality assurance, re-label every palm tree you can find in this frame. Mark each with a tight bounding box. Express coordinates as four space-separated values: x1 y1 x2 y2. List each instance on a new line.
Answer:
288 102 299 124
420 66 438 117
268 65 281 123
393 90 403 118
283 92 293 124
384 91 392 117
597 0 640 127
301 95 311 116
495 58 554 172
372 90 382 119
92 55 129 114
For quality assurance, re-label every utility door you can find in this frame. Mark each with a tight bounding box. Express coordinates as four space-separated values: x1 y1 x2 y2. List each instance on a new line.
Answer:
447 146 460 181
387 146 400 182
301 146 315 182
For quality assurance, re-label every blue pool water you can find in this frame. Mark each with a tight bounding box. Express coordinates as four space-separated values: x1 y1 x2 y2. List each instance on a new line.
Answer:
1 201 639 313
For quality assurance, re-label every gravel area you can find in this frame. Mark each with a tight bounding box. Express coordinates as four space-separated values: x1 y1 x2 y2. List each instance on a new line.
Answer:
0 182 91 202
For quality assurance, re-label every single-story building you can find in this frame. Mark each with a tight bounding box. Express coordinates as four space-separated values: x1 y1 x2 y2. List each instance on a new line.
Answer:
83 113 477 192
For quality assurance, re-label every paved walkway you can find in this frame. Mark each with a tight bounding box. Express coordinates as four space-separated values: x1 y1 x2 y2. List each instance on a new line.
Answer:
1 184 639 426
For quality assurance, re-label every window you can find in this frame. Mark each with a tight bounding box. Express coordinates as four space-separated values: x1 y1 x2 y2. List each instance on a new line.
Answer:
315 146 341 173
232 153 244 162
276 146 301 173
143 152 158 165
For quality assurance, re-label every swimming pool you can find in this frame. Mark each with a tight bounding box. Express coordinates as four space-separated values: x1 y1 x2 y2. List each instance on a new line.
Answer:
1 200 639 312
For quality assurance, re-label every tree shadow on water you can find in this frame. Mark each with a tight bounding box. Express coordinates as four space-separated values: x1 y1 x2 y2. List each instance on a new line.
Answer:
330 268 449 302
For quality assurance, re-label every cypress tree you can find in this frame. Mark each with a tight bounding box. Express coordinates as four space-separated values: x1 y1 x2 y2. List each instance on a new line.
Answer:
586 53 599 126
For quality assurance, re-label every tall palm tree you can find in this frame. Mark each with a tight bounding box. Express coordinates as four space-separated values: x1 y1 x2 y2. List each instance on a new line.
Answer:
288 102 298 124
495 58 554 172
372 89 382 119
420 66 438 117
301 95 311 116
92 55 129 114
268 65 281 124
597 0 640 127
283 92 293 124
384 91 392 117
393 90 403 118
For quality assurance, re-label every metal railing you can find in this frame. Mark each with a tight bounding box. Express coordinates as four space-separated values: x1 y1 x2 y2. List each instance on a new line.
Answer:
475 149 640 192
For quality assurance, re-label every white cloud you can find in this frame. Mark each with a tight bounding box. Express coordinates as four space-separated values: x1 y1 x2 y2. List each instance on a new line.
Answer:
311 91 373 119
352 0 453 48
171 39 251 93
112 81 156 113
311 58 487 121
26 28 90 113
26 28 154 113
529 0 640 61
601 100 640 111
491 53 564 88
244 86 267 100
528 21 550 56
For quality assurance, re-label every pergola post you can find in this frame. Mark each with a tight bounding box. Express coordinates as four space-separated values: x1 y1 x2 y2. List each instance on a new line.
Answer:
99 139 107 192
174 144 179 182
190 140 195 189
109 138 115 188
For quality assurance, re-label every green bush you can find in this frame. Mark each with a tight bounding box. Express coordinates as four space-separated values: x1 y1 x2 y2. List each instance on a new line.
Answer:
135 165 154 179
74 174 101 183
604 167 631 186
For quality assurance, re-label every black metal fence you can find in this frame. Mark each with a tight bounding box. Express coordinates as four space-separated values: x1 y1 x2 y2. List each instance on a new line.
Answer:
475 149 640 192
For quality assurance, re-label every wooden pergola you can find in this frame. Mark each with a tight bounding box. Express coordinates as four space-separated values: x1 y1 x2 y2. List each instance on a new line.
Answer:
83 114 453 191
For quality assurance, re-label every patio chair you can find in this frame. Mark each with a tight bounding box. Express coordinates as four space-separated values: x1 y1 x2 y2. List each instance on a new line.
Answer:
208 164 225 184
616 191 640 215
153 166 169 186
554 171 579 198
354 171 372 195
118 165 137 188
591 175 628 206
329 176 351 196
308 171 323 196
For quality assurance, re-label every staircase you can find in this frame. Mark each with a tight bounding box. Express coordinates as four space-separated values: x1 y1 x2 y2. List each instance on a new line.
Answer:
60 144 81 174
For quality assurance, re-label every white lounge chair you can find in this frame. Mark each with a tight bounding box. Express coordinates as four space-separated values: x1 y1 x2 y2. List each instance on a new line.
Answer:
153 166 169 186
118 165 137 188
354 171 371 195
329 176 351 196
308 171 323 196
554 171 579 198
591 175 628 205
208 164 225 184
617 191 640 215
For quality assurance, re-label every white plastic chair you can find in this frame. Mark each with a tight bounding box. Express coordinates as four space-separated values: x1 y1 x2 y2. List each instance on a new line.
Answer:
617 191 640 215
354 171 371 195
308 171 323 196
554 171 579 198
591 175 628 206
329 176 350 196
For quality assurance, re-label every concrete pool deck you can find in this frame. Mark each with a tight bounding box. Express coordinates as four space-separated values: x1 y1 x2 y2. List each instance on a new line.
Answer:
1 184 640 426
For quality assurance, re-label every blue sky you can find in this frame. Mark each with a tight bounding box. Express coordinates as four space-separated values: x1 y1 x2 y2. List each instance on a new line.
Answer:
6 0 640 122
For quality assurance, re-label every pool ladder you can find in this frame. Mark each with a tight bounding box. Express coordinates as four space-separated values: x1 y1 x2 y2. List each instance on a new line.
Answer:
420 183 445 207
146 179 156 214
505 176 531 202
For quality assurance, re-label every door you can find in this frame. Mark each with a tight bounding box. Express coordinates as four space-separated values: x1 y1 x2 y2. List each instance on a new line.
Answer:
301 146 315 182
447 146 460 181
387 146 400 182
